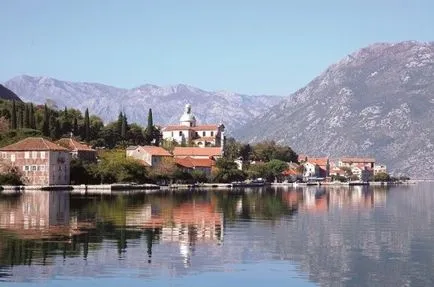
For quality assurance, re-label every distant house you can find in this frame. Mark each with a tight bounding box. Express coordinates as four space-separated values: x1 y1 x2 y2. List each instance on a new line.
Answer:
126 145 172 167
374 164 387 175
161 104 225 148
56 138 96 162
0 137 71 185
302 162 320 179
175 157 215 176
299 156 330 178
173 147 222 160
339 157 375 169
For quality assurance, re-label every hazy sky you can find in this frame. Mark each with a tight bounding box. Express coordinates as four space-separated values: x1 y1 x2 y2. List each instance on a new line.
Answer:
1 0 433 95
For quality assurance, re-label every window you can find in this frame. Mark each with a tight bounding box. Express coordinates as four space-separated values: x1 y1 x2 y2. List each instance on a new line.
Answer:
211 131 214 136
171 132 174 137
32 151 38 159
31 165 37 171
23 166 29 171
1 152 6 159
24 152 30 159
40 165 45 171
10 154 15 162
202 131 206 137
179 131 182 136
40 152 46 159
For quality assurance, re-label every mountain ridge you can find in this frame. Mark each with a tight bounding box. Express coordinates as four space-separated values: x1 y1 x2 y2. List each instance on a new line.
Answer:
237 41 434 177
4 75 283 132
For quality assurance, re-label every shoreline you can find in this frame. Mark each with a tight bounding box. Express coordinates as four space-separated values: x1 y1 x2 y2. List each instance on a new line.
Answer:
0 180 418 194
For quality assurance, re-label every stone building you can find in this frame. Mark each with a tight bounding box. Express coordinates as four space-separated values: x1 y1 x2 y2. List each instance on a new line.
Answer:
0 137 71 185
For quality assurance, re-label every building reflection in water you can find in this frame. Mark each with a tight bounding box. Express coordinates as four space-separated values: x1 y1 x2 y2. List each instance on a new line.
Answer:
0 191 71 240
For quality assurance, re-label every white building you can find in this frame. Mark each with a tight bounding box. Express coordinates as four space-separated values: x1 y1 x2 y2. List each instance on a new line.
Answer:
161 104 225 148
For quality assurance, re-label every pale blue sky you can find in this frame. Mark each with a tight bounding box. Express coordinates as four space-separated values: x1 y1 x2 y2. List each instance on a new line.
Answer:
1 0 433 95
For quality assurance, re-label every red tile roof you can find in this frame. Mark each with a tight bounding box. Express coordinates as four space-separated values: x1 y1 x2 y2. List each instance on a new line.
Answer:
0 137 68 151
192 125 220 131
308 157 329 167
173 147 222 157
140 146 172 156
175 157 215 168
56 138 95 151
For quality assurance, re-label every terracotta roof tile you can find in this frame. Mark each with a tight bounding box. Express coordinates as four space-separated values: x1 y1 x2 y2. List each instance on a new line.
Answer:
140 146 172 156
192 125 220 131
56 138 95 151
175 157 215 168
0 137 68 151
193 136 216 142
173 147 222 157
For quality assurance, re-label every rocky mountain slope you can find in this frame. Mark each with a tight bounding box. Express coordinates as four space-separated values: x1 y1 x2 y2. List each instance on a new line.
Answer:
237 41 434 177
0 84 21 102
3 76 282 132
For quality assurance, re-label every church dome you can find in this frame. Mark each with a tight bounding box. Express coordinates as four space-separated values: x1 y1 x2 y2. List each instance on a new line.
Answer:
180 104 196 124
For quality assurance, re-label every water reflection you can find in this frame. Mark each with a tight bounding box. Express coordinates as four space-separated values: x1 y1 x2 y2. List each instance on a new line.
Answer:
0 184 433 286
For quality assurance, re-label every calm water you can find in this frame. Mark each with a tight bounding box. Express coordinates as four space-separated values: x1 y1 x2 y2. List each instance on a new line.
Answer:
0 183 433 286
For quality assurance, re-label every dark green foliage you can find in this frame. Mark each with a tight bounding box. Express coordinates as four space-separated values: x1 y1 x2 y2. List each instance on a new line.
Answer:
29 104 36 129
213 158 246 183
0 172 23 185
24 104 30 128
10 100 17 129
18 108 24 129
73 117 79 136
49 115 61 139
373 172 391 182
42 104 50 136
83 108 90 141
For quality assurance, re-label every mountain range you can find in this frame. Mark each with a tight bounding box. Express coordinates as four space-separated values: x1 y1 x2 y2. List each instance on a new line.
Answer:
3 76 282 132
4 41 434 177
236 41 434 178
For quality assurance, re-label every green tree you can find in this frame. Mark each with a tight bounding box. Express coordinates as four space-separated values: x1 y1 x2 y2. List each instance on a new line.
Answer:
121 113 128 140
83 108 90 141
373 172 391 182
10 100 17 129
73 117 79 136
144 108 154 145
212 158 246 183
49 115 61 139
29 103 36 129
24 104 30 128
18 107 24 129
42 104 50 136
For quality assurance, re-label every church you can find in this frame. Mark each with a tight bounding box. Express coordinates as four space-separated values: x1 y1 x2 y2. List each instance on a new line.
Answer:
161 104 225 148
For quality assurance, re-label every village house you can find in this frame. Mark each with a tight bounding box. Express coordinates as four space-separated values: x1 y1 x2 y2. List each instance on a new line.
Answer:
126 145 172 167
175 157 216 176
0 137 71 185
161 104 225 148
299 155 330 179
374 164 387 175
56 137 97 162
338 157 375 169
172 147 222 159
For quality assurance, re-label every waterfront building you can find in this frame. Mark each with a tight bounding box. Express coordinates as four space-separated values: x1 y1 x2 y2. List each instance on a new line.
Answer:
0 137 71 185
374 164 387 175
56 137 97 162
161 104 225 148
126 145 172 167
175 157 215 176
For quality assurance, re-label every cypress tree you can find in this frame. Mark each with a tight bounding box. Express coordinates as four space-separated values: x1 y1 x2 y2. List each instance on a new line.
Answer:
18 107 24 129
121 113 127 139
84 108 90 141
29 103 36 129
24 104 30 128
73 117 79 136
144 108 154 144
11 100 17 129
61 107 72 135
117 112 123 137
42 104 50 136
49 115 61 139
